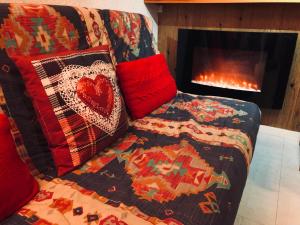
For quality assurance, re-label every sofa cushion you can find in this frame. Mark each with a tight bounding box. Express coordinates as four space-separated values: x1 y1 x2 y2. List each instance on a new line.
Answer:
116 54 177 119
1 92 261 225
0 3 90 176
0 113 39 221
13 46 128 176
100 10 157 63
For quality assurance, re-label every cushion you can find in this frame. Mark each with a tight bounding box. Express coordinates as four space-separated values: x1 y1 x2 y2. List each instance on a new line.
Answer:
13 46 128 176
0 3 91 176
0 113 39 221
100 10 157 63
116 54 177 119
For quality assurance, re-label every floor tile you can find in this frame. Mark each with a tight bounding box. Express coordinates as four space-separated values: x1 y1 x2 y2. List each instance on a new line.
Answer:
239 216 266 225
235 125 300 225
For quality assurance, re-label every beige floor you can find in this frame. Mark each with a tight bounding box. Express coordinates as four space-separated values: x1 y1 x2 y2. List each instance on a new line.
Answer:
234 125 300 225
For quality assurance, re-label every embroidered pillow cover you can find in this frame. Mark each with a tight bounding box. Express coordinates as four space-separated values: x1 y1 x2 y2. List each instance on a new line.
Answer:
14 46 128 176
0 3 90 176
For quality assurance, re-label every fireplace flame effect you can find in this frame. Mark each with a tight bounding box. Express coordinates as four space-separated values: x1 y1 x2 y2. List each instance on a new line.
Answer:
192 72 261 92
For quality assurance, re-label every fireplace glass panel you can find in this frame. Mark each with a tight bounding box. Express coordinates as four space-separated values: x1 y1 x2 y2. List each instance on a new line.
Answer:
192 47 267 92
176 29 298 108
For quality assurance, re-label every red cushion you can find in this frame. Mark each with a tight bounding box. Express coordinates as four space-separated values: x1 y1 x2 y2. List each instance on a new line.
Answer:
116 54 177 119
0 114 39 221
13 46 128 176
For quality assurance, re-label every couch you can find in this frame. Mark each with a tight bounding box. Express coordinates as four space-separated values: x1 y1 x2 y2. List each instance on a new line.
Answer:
0 3 261 225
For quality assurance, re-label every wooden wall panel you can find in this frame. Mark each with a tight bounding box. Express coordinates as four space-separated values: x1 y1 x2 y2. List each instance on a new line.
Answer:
158 3 300 131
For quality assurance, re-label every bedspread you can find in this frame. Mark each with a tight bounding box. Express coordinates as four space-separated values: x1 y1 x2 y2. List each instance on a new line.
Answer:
1 93 261 225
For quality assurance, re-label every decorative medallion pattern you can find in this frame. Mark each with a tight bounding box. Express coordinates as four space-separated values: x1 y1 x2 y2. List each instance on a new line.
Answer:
125 140 230 203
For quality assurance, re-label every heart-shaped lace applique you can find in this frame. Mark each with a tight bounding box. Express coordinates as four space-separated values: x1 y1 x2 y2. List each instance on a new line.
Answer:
58 61 121 135
77 75 114 118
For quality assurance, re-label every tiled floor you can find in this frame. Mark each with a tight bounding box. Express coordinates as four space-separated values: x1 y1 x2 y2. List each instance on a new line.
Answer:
235 125 300 225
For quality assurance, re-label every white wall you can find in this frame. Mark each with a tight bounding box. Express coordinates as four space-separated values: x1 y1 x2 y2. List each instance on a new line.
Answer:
0 0 158 38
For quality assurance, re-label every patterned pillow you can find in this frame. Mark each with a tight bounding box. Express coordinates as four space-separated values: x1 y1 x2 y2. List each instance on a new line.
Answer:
13 46 128 176
0 3 90 176
100 10 157 63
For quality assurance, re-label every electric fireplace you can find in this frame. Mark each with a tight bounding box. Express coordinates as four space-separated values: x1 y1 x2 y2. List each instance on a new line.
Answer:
176 29 297 109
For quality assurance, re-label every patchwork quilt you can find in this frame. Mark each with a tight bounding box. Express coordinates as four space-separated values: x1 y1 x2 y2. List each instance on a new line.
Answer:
1 93 260 225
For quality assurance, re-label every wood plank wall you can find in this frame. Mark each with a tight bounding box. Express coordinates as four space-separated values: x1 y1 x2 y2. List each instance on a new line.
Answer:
157 3 300 131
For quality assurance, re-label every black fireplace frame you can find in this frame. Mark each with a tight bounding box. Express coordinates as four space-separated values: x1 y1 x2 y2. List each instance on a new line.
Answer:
176 29 298 109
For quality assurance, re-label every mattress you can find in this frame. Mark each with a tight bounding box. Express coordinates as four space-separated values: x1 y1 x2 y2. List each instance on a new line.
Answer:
1 92 261 225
